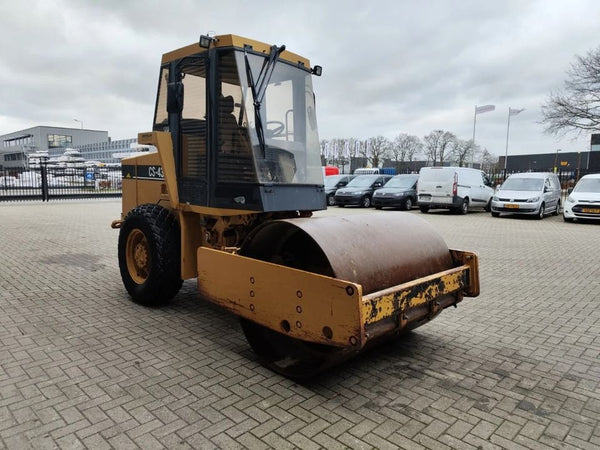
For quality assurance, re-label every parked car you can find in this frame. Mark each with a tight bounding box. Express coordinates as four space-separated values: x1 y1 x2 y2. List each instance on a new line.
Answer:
324 174 355 206
563 173 600 222
417 166 493 214
490 172 561 219
372 174 419 210
334 174 393 207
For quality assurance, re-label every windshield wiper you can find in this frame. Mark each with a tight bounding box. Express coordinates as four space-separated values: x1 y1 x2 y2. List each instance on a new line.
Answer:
244 44 286 156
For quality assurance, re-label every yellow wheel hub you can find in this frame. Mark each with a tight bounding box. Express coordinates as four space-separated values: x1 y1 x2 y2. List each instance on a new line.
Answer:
126 229 150 284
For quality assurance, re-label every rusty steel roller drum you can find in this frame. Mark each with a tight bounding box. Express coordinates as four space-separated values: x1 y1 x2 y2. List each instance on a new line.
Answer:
241 212 453 294
239 212 454 378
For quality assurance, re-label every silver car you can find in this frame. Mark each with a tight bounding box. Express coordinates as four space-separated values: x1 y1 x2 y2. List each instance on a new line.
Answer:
491 172 561 219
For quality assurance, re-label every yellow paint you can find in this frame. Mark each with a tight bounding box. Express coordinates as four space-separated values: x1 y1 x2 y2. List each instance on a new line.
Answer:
361 267 467 325
161 34 311 70
196 247 364 348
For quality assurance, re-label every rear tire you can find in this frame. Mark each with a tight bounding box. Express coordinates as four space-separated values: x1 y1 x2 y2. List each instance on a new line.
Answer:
554 200 560 215
327 194 336 206
458 198 469 215
361 196 371 208
118 204 182 306
403 197 413 211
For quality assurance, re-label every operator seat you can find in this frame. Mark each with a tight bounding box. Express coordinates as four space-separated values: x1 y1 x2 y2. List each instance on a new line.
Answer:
218 95 240 153
217 95 256 182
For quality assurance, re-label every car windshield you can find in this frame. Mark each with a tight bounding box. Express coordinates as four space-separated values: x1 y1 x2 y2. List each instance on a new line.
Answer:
384 176 417 188
573 177 600 193
347 176 377 187
501 177 544 191
324 176 343 187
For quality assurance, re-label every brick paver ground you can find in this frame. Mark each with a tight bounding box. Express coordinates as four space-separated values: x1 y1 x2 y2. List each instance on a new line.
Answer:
1 199 599 449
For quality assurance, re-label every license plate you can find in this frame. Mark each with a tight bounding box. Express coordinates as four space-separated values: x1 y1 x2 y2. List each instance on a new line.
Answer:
504 204 519 209
582 208 600 213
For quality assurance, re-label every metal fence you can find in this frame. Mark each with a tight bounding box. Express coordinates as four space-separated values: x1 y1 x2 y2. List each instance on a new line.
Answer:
0 165 122 202
487 168 599 206
487 168 596 188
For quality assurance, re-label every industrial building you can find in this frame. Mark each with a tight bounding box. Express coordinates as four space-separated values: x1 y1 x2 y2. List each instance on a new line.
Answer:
0 126 141 170
498 134 600 173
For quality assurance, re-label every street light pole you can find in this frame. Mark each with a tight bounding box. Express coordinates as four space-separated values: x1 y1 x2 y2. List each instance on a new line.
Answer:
73 118 83 129
504 108 525 176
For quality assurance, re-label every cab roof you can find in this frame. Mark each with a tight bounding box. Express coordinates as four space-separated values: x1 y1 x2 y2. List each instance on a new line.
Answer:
161 34 311 69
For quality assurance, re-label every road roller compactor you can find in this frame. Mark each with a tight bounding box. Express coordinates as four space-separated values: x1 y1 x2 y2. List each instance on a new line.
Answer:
112 34 480 378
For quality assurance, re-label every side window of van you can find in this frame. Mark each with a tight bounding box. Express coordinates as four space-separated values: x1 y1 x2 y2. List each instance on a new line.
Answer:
544 178 552 191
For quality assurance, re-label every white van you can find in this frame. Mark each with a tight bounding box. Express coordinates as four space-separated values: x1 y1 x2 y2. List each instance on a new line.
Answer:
417 166 494 214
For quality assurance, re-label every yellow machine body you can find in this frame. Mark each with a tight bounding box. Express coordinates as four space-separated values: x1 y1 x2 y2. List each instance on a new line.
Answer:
114 34 481 378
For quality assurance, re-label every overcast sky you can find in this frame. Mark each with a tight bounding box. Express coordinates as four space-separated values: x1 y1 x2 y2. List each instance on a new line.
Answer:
2 0 600 158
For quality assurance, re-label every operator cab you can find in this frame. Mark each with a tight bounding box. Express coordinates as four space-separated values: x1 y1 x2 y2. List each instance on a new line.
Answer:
153 34 325 212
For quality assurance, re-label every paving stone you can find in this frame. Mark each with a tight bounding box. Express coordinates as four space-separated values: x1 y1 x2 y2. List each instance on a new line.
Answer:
0 200 599 449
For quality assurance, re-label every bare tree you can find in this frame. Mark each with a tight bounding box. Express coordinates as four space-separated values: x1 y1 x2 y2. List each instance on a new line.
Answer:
423 131 440 165
362 136 391 168
423 130 456 166
391 133 422 171
478 148 498 172
450 139 477 167
541 46 600 136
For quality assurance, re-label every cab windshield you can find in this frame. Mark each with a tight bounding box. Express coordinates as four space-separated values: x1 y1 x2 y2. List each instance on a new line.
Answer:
234 51 322 185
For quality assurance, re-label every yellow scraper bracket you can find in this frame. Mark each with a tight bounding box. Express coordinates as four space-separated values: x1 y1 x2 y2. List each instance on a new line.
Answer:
196 248 479 350
196 247 365 348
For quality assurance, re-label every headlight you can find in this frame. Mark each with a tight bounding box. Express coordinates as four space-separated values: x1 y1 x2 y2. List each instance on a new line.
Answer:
395 192 405 197
567 195 575 203
492 195 498 201
527 196 540 203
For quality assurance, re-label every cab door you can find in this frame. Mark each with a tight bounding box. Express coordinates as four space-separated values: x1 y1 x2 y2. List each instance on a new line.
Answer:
170 57 209 206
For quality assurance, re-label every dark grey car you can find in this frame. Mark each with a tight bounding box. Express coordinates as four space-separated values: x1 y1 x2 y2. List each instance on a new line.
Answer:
324 174 355 206
334 175 393 207
372 174 419 210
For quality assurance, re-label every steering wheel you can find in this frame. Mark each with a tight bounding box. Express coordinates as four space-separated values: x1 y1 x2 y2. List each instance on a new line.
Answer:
266 121 285 137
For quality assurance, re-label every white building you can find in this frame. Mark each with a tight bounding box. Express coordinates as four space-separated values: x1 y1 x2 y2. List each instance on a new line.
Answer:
1 126 145 171
1 126 108 170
